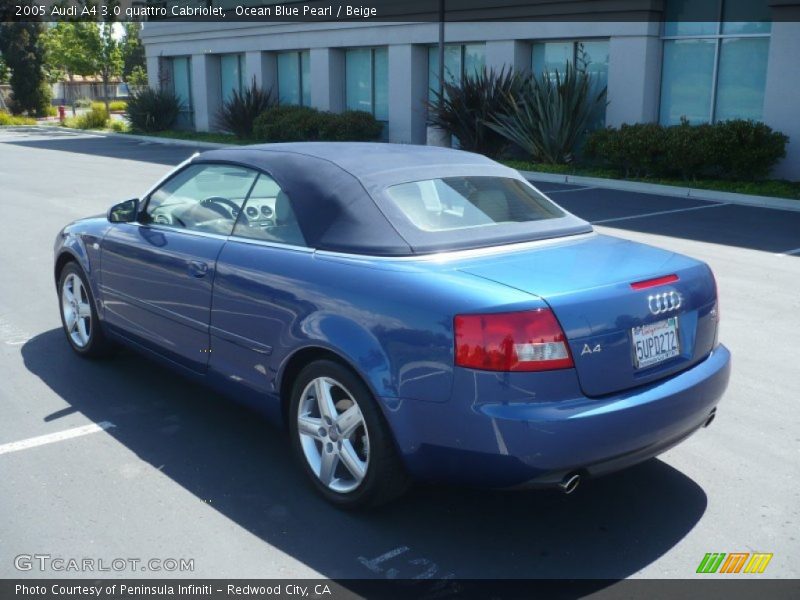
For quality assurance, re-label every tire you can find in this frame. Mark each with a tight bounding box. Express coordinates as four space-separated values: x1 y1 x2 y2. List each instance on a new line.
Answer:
289 359 410 509
58 261 114 358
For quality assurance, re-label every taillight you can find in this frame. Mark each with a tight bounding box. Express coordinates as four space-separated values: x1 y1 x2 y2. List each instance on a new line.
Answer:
710 268 720 347
711 269 720 321
454 309 574 372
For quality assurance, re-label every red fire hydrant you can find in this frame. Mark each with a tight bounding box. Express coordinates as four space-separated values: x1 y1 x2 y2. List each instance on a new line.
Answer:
58 105 66 123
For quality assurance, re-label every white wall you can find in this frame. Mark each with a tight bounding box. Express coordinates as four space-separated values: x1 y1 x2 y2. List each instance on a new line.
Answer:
606 34 662 126
141 21 655 143
140 20 799 180
762 9 800 180
309 47 345 113
191 54 221 132
388 44 428 143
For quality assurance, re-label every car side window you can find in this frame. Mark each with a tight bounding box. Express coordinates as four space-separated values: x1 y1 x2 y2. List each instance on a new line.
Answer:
232 174 307 246
146 164 258 236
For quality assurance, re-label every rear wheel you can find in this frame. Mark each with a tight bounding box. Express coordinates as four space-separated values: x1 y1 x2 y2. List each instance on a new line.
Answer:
58 262 114 358
289 359 410 508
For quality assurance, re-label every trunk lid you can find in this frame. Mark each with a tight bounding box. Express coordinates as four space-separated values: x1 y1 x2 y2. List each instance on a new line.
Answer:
457 234 718 396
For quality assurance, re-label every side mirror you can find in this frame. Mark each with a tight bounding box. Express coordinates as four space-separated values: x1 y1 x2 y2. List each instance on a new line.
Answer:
107 198 139 223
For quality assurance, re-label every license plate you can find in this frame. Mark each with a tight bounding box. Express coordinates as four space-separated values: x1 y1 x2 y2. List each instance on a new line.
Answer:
632 317 680 369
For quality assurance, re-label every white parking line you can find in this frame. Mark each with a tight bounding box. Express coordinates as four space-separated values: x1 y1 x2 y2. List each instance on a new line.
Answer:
593 202 730 224
775 247 800 257
0 422 116 456
542 186 594 194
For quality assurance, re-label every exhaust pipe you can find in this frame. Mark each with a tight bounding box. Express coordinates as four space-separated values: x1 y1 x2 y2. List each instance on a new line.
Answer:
559 472 581 495
704 408 717 428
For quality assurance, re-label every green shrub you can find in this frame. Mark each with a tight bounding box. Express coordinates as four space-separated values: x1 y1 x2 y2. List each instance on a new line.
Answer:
428 67 528 158
215 79 276 138
126 87 182 132
662 120 717 180
585 123 667 177
108 119 129 133
93 100 127 112
318 110 383 141
65 106 108 130
710 120 788 180
0 110 36 125
74 97 92 109
254 106 384 142
254 105 324 142
586 119 788 181
487 62 607 164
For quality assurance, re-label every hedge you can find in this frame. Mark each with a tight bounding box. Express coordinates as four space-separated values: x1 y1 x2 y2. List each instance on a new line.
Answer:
253 105 382 142
584 119 787 181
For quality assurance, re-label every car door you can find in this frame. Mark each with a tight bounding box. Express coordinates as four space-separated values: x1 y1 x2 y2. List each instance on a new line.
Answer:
100 163 259 373
207 172 311 411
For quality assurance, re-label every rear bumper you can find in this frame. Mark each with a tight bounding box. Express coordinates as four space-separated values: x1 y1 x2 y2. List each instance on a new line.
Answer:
382 345 731 487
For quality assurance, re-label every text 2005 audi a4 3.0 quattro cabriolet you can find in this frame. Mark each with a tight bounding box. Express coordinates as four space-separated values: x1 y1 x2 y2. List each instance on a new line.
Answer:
54 143 730 508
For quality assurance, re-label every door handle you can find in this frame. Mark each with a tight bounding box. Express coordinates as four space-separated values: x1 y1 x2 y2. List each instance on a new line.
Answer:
188 260 209 278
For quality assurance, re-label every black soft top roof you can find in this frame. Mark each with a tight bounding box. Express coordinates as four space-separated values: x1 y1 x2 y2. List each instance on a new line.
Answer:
194 142 592 256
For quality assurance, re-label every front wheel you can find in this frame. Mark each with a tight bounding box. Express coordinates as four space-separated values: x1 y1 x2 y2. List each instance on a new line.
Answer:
58 262 114 358
289 360 410 509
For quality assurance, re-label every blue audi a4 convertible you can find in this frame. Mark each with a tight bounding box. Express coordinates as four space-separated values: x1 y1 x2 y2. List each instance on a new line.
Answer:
54 143 730 507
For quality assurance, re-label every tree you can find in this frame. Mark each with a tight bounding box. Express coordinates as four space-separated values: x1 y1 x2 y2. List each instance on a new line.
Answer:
0 52 9 85
43 22 99 102
120 22 146 84
42 18 122 112
0 20 51 116
127 66 148 89
96 21 122 113
42 1 122 112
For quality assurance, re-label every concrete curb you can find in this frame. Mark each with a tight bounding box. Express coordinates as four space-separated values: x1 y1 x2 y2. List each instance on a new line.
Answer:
519 169 800 213
57 126 232 149
113 131 230 149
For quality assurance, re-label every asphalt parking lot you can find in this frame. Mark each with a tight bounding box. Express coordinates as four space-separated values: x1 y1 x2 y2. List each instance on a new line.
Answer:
0 127 798 584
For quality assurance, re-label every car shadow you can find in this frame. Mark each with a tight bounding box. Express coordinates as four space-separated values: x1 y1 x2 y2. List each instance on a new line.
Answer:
22 329 707 586
3 128 197 166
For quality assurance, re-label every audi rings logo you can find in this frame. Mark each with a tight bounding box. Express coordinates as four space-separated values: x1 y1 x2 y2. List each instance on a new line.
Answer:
648 291 682 315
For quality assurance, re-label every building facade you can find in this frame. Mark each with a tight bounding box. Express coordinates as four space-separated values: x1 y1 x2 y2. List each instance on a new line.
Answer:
140 1 800 179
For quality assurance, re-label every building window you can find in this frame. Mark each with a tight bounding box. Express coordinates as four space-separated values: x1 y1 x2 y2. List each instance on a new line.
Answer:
660 0 771 125
220 53 244 104
427 43 485 100
531 40 609 127
277 50 310 106
167 56 192 129
345 47 388 120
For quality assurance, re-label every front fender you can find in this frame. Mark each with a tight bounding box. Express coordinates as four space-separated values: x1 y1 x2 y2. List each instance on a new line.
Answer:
53 218 111 312
54 233 92 281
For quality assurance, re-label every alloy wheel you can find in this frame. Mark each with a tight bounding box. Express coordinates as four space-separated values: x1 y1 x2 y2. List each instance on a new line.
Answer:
296 376 370 494
61 273 92 348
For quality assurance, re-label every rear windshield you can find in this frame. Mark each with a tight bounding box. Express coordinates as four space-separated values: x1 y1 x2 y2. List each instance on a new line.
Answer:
385 176 564 233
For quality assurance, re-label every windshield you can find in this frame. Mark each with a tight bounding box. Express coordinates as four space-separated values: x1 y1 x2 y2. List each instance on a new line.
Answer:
385 177 564 233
